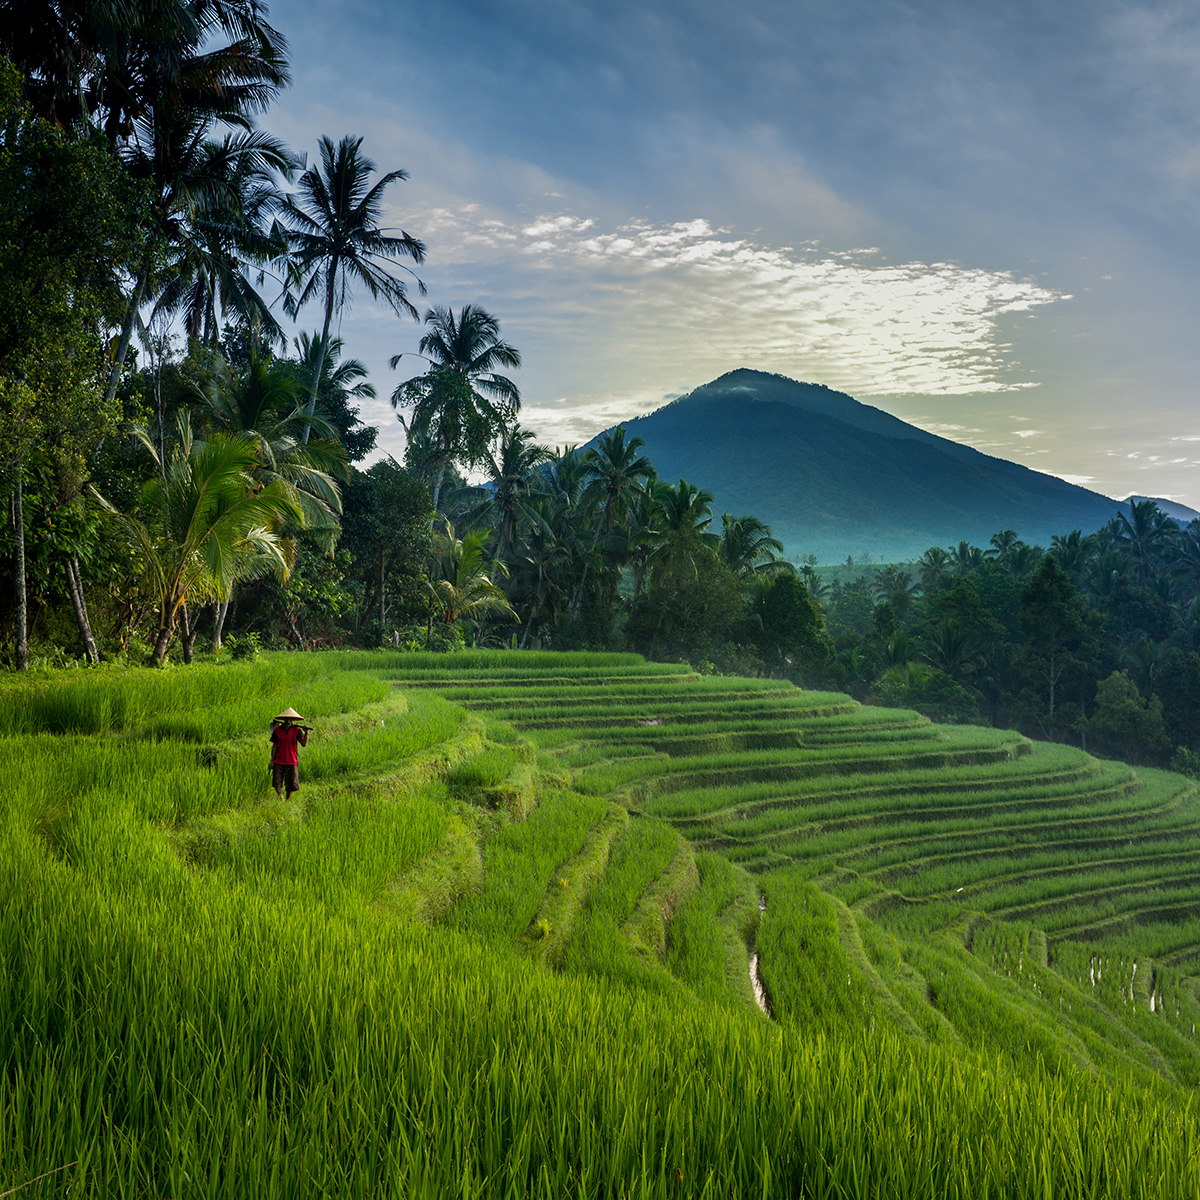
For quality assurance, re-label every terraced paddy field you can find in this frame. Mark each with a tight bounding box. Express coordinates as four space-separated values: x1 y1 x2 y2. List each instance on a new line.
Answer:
3 650 1200 1198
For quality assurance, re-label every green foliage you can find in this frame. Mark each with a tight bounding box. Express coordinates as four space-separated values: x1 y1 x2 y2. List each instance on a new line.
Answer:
753 572 834 683
227 631 261 660
447 745 519 793
1084 671 1169 764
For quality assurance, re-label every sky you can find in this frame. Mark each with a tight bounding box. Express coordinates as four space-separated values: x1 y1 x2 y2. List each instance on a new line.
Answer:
262 0 1200 505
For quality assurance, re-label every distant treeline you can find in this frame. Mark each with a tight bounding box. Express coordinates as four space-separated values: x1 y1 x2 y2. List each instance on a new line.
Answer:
810 512 1200 770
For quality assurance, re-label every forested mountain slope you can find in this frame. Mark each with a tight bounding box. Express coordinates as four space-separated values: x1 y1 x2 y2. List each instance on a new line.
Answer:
603 370 1152 561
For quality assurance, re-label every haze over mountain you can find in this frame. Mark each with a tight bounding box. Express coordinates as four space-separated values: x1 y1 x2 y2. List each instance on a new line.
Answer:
601 370 1185 563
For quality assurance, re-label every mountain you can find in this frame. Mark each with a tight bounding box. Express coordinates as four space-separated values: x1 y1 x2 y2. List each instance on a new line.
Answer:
597 369 1158 563
1122 495 1200 525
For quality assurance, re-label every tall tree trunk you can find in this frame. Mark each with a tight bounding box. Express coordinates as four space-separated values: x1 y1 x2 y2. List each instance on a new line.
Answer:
104 254 151 407
151 619 173 667
379 553 386 629
301 274 338 446
64 556 101 664
430 459 447 514
13 475 28 671
180 603 199 664
213 593 232 652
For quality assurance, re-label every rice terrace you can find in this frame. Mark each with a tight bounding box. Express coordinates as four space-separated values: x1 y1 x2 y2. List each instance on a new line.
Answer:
3 650 1199 1197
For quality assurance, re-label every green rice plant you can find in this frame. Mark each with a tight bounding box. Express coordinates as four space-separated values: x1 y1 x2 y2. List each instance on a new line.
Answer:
447 745 520 792
10 652 1200 1194
666 852 756 1005
210 783 452 911
756 870 879 1036
444 789 610 942
301 691 464 781
0 656 332 735
559 818 681 987
142 669 391 742
358 648 653 672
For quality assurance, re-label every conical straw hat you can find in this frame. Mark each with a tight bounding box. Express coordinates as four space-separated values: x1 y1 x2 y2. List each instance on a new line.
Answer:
274 707 304 721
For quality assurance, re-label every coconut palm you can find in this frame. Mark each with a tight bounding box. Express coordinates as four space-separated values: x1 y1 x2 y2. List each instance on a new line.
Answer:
923 619 981 683
281 134 426 435
100 414 300 665
426 520 518 630
4 0 289 138
295 331 376 407
1172 522 1200 596
507 494 578 648
718 513 793 579
390 304 521 508
97 5 292 402
199 351 349 543
582 428 654 538
1049 530 1091 586
1003 542 1043 582
874 564 919 618
294 332 377 462
917 546 952 593
1117 499 1174 585
198 351 351 648
952 541 984 575
480 426 552 562
986 529 1021 561
149 131 292 349
643 479 719 589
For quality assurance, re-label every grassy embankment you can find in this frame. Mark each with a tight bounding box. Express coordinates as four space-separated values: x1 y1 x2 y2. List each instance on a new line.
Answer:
2 651 1199 1197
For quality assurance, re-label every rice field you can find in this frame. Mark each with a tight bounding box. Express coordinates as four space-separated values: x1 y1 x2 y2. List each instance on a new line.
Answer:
3 650 1200 1197
403 652 1200 1091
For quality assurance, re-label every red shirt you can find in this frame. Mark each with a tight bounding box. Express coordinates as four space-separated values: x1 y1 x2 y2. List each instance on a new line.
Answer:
271 724 307 766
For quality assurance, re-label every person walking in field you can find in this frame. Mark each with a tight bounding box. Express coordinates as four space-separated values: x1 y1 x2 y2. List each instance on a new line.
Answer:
270 708 310 799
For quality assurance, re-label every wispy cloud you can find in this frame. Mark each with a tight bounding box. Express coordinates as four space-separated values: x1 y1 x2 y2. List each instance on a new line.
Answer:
406 208 1067 429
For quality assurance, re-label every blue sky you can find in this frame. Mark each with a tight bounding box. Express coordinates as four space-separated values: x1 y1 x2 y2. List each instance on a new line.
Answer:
264 0 1200 504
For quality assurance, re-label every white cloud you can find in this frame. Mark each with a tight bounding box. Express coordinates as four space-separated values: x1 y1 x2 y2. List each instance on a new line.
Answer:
1011 429 1042 438
407 208 1066 429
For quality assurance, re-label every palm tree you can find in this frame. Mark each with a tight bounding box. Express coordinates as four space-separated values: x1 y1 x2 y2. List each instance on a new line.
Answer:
718 514 793 579
198 351 350 649
481 426 552 562
986 529 1021 561
390 304 521 508
582 428 654 538
952 541 984 575
96 4 293 402
149 130 292 349
917 546 952 593
426 521 518 633
923 619 980 683
1117 499 1174 585
1049 530 1091 586
281 135 426 436
506 494 577 648
1003 542 1043 582
294 332 378 462
100 414 299 665
643 479 719 589
874 564 919 618
199 351 349 545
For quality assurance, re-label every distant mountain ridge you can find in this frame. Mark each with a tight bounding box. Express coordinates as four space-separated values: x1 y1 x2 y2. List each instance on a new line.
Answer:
598 369 1180 562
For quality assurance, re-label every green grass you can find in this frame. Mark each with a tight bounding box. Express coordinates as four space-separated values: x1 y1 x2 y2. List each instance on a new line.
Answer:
6 650 1200 1197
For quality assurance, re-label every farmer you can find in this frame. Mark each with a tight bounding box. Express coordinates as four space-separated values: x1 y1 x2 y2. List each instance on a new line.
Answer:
269 707 310 799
